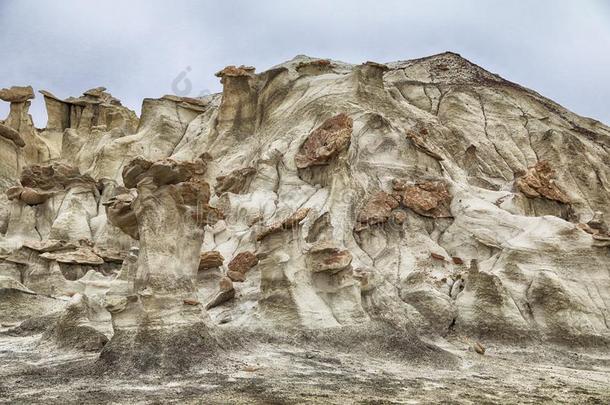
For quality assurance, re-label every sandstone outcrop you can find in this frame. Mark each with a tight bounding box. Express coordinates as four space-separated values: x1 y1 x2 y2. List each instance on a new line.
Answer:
0 86 35 103
198 251 224 270
397 180 453 218
356 192 400 228
122 156 207 189
42 293 110 351
515 160 570 203
308 240 353 273
1 52 609 383
7 162 98 207
227 251 258 273
40 87 138 133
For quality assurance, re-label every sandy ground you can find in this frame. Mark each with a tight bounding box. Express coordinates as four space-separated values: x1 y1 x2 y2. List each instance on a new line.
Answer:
0 333 609 404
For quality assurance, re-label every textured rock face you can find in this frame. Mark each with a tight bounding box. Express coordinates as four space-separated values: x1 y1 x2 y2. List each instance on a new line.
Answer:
1 52 609 376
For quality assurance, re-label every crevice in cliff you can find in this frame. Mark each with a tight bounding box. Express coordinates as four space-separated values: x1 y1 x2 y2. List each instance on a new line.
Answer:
514 103 540 164
422 85 434 113
477 93 512 181
447 316 457 332
434 85 446 117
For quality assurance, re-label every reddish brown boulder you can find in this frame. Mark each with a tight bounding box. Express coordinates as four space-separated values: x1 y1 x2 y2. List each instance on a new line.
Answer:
20 187 53 205
515 161 570 204
228 251 259 273
215 167 256 196
295 113 353 169
430 252 446 261
198 251 225 270
400 181 452 218
356 192 399 228
452 257 464 265
405 130 443 160
256 208 310 241
309 241 353 273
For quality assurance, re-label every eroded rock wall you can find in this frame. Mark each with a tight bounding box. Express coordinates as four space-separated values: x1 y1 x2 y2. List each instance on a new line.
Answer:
1 53 609 371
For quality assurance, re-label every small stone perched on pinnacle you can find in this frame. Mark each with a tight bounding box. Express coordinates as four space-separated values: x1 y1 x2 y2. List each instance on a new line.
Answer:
0 85 34 102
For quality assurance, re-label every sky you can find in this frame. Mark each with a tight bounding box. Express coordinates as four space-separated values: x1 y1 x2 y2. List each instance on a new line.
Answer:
1 0 609 126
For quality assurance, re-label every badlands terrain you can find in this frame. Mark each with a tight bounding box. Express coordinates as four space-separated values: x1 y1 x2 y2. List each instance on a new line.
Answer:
0 52 609 403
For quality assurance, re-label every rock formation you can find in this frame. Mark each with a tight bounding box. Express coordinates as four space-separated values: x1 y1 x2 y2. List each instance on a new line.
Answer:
1 52 609 386
99 156 221 370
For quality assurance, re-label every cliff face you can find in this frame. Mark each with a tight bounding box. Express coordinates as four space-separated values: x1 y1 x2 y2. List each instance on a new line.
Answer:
1 53 609 378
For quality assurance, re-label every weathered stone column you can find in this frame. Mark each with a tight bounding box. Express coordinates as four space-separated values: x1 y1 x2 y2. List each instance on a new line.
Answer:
100 157 222 372
215 65 258 139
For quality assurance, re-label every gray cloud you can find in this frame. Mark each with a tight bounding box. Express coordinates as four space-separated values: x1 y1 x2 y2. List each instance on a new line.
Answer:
1 0 609 125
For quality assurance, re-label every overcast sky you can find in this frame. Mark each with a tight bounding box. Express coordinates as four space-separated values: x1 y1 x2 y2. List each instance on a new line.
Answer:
1 0 609 126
